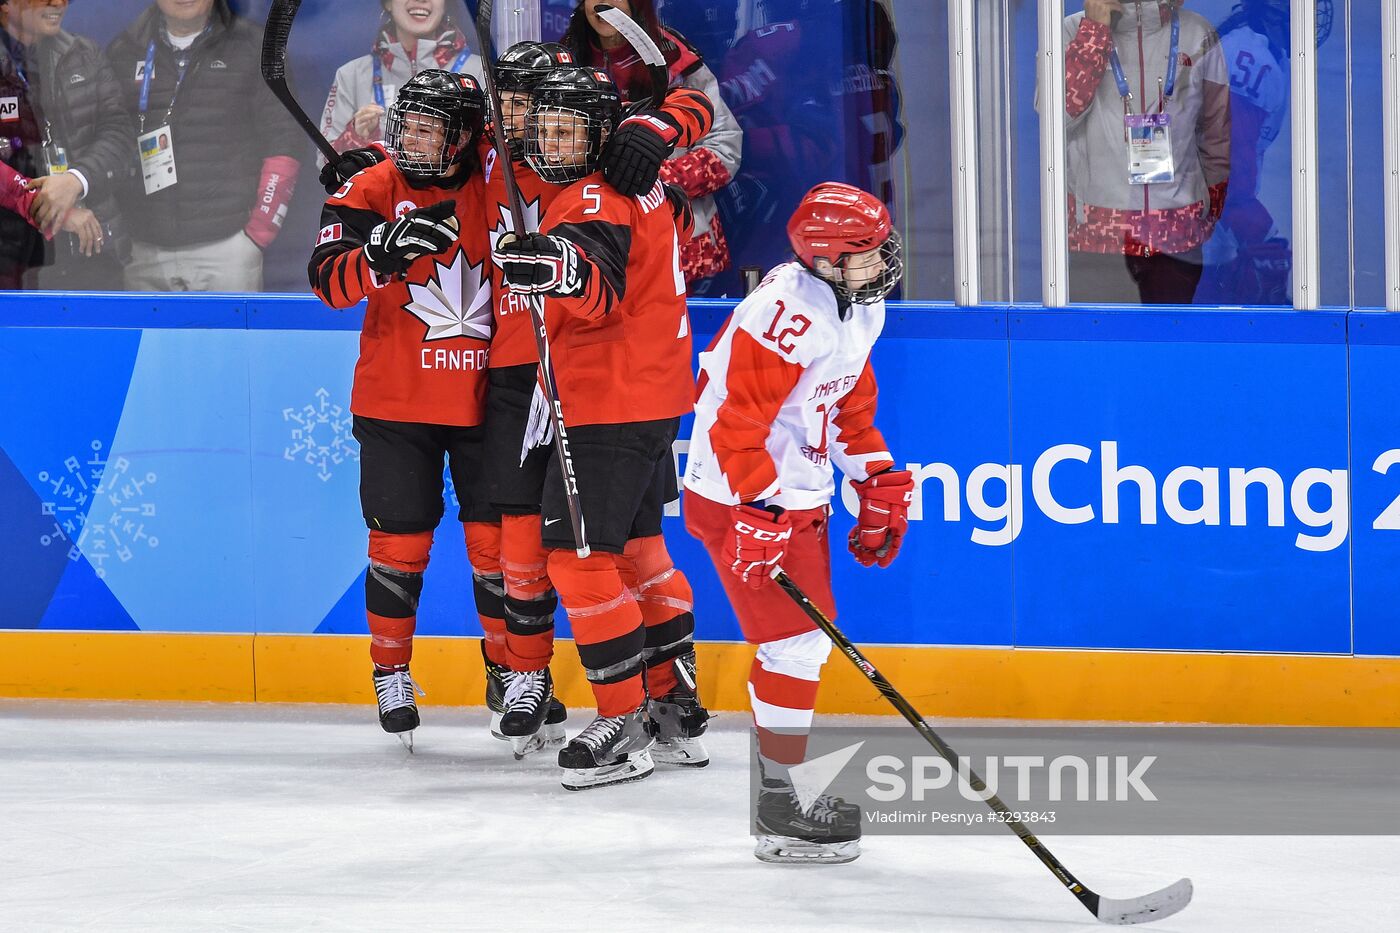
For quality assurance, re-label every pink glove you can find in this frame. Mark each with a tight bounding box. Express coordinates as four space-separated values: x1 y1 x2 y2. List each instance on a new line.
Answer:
724 504 792 589
848 469 914 568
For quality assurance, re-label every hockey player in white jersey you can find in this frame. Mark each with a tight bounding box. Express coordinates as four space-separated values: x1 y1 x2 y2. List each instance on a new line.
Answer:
682 182 912 863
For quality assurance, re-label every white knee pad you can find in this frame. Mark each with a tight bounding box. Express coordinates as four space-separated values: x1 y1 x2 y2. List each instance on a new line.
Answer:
755 629 833 682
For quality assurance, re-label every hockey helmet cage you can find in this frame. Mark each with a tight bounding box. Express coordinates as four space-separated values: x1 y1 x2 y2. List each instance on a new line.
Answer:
524 66 623 185
787 182 903 305
386 69 487 181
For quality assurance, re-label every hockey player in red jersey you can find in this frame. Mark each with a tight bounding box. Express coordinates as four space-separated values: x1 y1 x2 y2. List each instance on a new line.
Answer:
314 46 717 759
480 51 715 768
492 66 705 789
682 182 911 862
308 69 497 748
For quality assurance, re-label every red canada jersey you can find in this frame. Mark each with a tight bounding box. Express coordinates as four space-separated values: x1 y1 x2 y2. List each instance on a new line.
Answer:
481 144 567 369
310 160 493 427
540 174 693 427
482 86 715 369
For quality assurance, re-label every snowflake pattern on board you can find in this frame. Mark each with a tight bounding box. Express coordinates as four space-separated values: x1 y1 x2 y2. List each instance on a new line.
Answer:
284 388 358 482
37 440 159 578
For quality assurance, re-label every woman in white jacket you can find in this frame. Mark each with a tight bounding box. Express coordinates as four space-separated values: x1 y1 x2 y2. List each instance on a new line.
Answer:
320 0 484 156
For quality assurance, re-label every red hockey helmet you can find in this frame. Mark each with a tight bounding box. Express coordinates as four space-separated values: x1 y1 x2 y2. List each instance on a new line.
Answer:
787 182 903 304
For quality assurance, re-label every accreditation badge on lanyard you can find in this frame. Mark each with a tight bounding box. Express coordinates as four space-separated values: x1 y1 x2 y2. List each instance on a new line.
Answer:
1111 10 1180 186
372 48 473 108
136 39 194 194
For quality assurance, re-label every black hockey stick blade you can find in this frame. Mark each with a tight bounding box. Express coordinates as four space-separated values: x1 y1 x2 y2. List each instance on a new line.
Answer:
593 4 668 107
262 0 341 164
1091 878 1193 925
771 568 1193 926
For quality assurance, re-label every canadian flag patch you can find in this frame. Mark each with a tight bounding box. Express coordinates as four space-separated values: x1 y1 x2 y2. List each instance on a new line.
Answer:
317 223 343 246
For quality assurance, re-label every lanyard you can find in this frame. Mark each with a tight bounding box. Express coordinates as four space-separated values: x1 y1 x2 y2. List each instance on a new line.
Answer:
138 38 198 128
1108 9 1180 113
372 48 471 107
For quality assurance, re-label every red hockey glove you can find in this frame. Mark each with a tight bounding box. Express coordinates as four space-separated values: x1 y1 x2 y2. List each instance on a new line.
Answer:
601 111 679 197
848 469 914 568
724 504 792 589
493 232 587 297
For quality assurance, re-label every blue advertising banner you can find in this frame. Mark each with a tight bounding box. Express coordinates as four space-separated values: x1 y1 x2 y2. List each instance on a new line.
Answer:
1 295 1397 658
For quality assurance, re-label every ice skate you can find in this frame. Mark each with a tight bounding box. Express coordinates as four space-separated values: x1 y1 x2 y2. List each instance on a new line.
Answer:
753 785 862 864
482 648 513 740
558 707 655 790
500 669 566 759
647 652 711 767
372 668 424 753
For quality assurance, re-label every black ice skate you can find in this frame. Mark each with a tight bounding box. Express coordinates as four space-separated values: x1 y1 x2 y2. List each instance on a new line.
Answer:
499 668 566 759
753 784 862 864
558 707 655 790
373 668 425 752
483 647 512 740
647 652 711 767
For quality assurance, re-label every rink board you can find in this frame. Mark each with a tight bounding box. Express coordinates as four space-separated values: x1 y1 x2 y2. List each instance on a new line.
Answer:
2 295 1398 722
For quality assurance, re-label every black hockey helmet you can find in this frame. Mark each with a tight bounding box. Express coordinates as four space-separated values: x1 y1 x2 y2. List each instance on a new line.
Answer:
386 69 487 182
496 42 576 158
497 41 575 92
524 66 622 185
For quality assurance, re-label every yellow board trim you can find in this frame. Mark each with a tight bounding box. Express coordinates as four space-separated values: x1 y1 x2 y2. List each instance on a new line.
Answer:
3 631 1398 726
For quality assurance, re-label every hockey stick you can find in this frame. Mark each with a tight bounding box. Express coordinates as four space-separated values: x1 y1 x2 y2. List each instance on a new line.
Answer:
593 4 669 109
771 569 1194 926
261 0 341 165
470 0 590 558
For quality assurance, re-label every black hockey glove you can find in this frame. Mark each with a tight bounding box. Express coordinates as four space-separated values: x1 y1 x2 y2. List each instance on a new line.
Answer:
319 146 387 194
601 112 680 197
493 232 587 297
362 199 458 276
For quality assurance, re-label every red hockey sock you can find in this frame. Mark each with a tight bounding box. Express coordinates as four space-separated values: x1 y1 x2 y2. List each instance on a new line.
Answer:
464 521 508 665
618 535 695 698
502 513 557 672
365 529 432 669
549 549 645 717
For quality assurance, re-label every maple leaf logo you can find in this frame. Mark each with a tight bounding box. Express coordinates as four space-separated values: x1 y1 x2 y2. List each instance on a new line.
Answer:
403 250 492 342
491 196 543 257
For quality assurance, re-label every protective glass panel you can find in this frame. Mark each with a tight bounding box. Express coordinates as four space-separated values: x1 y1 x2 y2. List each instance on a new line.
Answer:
1059 0 1297 307
1322 1 1386 308
0 0 950 300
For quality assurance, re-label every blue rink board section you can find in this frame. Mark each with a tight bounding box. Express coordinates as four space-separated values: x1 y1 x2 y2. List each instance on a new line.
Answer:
1 294 1396 657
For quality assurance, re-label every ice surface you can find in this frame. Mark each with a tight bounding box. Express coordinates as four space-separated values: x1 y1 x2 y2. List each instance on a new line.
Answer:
2 700 1394 932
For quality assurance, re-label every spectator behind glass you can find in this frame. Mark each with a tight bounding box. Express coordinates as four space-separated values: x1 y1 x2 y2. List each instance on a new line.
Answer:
0 0 49 289
1060 0 1231 305
319 0 483 159
1197 0 1328 305
0 0 131 290
655 0 735 67
716 0 904 291
107 0 304 292
561 0 743 293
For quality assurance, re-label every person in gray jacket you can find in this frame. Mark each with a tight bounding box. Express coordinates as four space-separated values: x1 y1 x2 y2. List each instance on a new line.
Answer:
319 0 483 158
1062 0 1230 305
